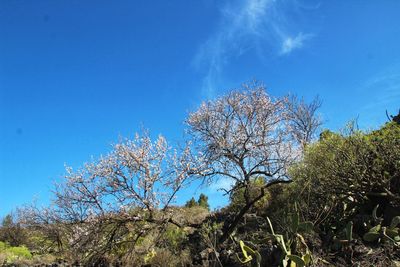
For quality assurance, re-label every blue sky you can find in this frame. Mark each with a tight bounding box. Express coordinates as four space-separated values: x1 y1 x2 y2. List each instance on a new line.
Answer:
1 0 399 216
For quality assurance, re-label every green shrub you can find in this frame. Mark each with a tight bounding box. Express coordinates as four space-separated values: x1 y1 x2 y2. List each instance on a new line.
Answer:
287 122 400 230
229 176 271 213
0 241 33 264
7 245 32 259
0 241 6 251
162 225 187 250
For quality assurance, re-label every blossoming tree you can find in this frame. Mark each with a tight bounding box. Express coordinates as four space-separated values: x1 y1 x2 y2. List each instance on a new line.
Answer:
186 82 321 242
21 132 196 263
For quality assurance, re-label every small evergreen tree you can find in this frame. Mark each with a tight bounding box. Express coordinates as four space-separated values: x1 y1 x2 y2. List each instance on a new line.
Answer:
197 193 210 210
185 197 197 208
184 194 210 210
0 214 26 247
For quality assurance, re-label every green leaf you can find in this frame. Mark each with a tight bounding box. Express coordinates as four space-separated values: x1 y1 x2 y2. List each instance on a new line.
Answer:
369 224 381 233
291 212 299 232
390 216 400 229
372 205 380 221
236 254 252 264
386 227 399 238
237 240 262 265
275 234 288 254
239 240 253 261
298 221 314 233
345 221 353 241
363 232 380 242
302 252 312 266
267 217 275 235
283 258 289 267
287 255 306 267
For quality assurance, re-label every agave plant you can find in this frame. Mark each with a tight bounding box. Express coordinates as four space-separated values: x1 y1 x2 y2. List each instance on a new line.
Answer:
266 216 312 267
363 205 400 246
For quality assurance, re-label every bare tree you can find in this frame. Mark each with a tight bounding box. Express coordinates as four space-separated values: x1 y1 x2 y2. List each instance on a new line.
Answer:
18 205 65 253
186 82 321 243
286 95 322 149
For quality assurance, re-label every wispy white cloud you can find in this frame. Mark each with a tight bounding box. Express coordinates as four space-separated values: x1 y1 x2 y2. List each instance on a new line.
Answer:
280 32 312 55
193 0 315 97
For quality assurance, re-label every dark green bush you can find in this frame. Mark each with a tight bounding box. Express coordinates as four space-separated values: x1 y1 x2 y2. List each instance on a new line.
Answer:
285 122 400 231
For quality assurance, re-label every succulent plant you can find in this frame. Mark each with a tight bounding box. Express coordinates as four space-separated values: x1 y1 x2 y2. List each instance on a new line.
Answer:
236 240 261 267
363 205 400 246
266 217 312 267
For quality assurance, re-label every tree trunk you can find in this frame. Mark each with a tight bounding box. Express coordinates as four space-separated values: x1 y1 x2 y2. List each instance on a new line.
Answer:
219 179 292 244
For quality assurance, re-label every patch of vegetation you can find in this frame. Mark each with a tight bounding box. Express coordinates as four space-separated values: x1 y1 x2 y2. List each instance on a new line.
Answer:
185 193 210 210
0 241 32 264
1 83 399 266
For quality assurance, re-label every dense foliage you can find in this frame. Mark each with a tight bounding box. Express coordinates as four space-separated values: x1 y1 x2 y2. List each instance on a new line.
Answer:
287 121 400 229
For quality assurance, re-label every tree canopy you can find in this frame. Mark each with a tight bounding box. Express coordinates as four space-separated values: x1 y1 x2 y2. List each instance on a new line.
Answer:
186 82 321 241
